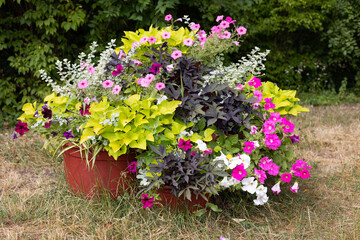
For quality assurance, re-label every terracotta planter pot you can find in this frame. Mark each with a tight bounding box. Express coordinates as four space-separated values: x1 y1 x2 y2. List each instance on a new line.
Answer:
62 143 136 198
157 186 208 211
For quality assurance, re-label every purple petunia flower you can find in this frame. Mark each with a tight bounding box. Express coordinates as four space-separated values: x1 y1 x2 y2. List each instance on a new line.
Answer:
12 132 18 139
288 135 300 144
42 107 52 119
127 161 137 173
141 194 154 208
112 64 123 76
150 62 162 75
79 104 91 116
63 130 74 139
15 121 29 136
51 131 59 136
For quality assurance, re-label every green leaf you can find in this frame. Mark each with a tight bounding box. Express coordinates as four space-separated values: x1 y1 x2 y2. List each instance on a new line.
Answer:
206 203 222 212
193 208 207 216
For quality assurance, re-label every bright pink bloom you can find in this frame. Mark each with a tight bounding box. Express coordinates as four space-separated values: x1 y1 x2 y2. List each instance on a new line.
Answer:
269 112 282 122
102 80 114 89
198 30 206 36
281 117 295 134
171 50 182 60
164 14 172 21
300 169 310 179
178 138 192 151
290 182 299 193
150 62 162 75
112 64 123 76
259 157 273 171
127 161 137 173
198 36 207 43
291 159 311 177
253 90 263 102
155 82 165 91
84 97 90 103
140 37 148 44
183 38 194 46
80 104 91 116
223 31 231 39
204 149 212 154
268 163 280 176
264 98 276 110
265 133 281 150
219 20 230 29
216 15 224 22
233 41 239 46
232 164 247 181
225 16 236 23
281 173 292 183
248 77 262 88
141 194 154 208
137 77 144 85
78 80 88 89
148 36 157 44
262 121 276 134
161 31 171 39
191 151 197 156
87 66 96 74
254 168 267 184
44 121 52 128
190 23 200 30
243 141 255 154
211 25 222 34
140 74 154 88
236 26 247 35
112 85 121 94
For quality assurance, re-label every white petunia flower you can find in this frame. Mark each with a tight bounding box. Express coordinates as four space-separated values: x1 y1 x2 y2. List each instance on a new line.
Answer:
271 182 281 194
254 193 269 205
228 155 242 169
238 154 251 169
157 95 168 104
219 176 241 188
195 139 208 151
241 177 258 194
212 151 229 168
252 141 260 148
136 169 150 186
256 185 267 196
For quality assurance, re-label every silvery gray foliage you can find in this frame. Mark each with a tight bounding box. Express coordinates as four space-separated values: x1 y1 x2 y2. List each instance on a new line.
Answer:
203 47 270 87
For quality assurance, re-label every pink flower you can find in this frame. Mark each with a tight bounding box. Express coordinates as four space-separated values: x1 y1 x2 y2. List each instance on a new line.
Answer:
133 59 142 66
281 117 295 134
232 164 247 181
131 41 140 48
236 83 244 90
219 20 230 29
253 103 260 109
204 149 212 154
81 61 87 70
259 157 273 171
216 15 224 22
281 173 292 183
291 159 311 177
137 77 144 85
140 74 154 88
225 16 236 23
253 90 263 102
198 36 207 43
250 126 258 135
183 38 194 46
15 121 29 136
243 141 255 154
150 62 162 75
78 80 88 89
112 85 121 94
87 66 96 74
84 97 90 103
254 168 267 184
112 64 123 76
262 121 276 134
233 41 239 46
236 26 247 35
191 151 197 156
164 14 172 21
300 169 310 179
265 133 281 150
161 31 171 39
198 30 206 36
140 37 148 44
190 23 201 31
268 112 282 122
141 194 154 208
166 64 174 71
171 50 182 60
148 36 157 44
223 31 231 39
267 163 280 176
44 121 52 128
127 161 137 173
211 25 222 34
264 98 275 110
271 182 281 194
290 182 299 193
79 104 91 116
178 138 192 151
248 77 262 88
102 80 114 89
155 82 165 91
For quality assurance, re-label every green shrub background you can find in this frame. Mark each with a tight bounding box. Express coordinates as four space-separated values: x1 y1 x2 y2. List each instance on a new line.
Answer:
1 0 359 126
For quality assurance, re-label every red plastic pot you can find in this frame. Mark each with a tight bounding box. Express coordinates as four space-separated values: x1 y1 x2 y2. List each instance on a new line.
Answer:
157 186 209 211
62 143 136 198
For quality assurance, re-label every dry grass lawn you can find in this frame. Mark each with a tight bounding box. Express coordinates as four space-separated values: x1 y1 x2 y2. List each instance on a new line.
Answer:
0 103 359 239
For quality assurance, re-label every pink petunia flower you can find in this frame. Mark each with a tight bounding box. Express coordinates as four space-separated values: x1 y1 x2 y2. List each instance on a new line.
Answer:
78 80 88 89
300 169 310 179
225 16 236 23
161 31 171 39
198 30 206 36
271 182 281 194
269 112 282 122
87 66 96 74
254 168 267 184
233 41 239 46
263 98 275 110
216 15 224 22
102 80 114 89
243 141 255 154
281 173 292 183
84 97 90 103
259 157 273 171
15 121 29 136
141 194 155 208
219 20 230 29
281 117 295 134
133 59 142 66
112 85 122 94
190 23 201 31
223 31 231 39
211 25 222 34
290 182 299 193
232 163 247 181
204 149 212 154
164 14 172 21
140 37 148 44
236 83 244 90
198 36 207 43
248 77 262 88
171 50 182 60
264 133 281 150
262 120 276 135
155 82 165 91
267 162 280 176
112 64 123 76
183 38 194 46
127 161 137 173
166 64 174 71
178 138 192 151
253 90 263 102
148 36 157 44
236 26 247 35
140 74 154 88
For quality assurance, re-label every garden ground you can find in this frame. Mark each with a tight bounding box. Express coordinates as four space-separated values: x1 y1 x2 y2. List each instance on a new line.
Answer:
0 103 359 239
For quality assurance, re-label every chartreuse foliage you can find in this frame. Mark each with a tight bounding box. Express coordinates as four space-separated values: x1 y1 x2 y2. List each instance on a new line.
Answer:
81 95 182 160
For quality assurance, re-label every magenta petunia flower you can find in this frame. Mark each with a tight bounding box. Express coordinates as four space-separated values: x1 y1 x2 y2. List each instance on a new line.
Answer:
281 173 292 183
155 82 165 91
211 25 222 34
225 16 236 23
204 149 212 154
254 168 267 184
281 117 295 134
253 90 263 102
161 31 171 39
267 162 280 176
190 23 201 31
148 36 157 44
216 15 224 22
42 107 52 119
178 138 192 151
264 98 275 110
248 77 262 88
171 50 182 60
232 163 247 181
80 104 91 116
140 37 148 44
219 20 230 29
265 133 281 150
289 135 300 144
127 161 137 173
236 26 247 35
87 66 96 74
300 169 310 179
112 64 123 76
150 62 162 75
164 14 172 21
243 141 255 154
269 112 282 122
63 130 74 139
102 80 114 89
44 121 52 128
262 120 276 135
112 85 121 95
141 194 155 208
183 38 194 46
259 157 273 171
198 36 207 43
78 80 88 89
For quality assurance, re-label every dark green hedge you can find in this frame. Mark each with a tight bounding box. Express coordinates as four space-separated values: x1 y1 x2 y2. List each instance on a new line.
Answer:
1 0 359 126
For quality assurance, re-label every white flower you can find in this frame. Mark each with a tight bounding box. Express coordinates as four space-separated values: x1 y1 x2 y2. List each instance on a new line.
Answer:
195 139 207 151
252 141 260 148
254 193 269 205
178 130 193 138
228 155 242 169
136 169 150 186
256 185 267 196
238 154 251 169
241 177 258 194
271 182 281 194
219 176 241 188
212 151 229 168
290 182 299 193
166 64 174 71
157 95 168 104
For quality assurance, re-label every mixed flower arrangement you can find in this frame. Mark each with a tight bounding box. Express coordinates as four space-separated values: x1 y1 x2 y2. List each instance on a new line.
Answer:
13 13 310 209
